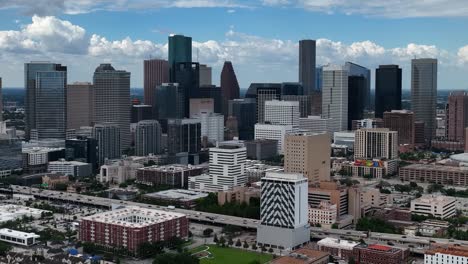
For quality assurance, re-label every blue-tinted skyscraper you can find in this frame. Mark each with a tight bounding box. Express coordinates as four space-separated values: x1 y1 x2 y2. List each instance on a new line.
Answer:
169 34 192 81
25 62 66 140
345 62 370 110
315 66 323 91
35 70 67 139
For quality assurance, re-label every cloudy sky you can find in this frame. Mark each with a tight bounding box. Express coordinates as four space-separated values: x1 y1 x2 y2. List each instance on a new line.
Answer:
1 0 468 89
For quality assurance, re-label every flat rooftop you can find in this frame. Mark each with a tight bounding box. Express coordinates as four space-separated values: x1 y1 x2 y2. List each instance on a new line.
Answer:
138 164 203 172
271 248 329 264
263 172 305 182
426 246 468 258
0 228 39 239
317 237 359 250
0 205 51 223
81 206 186 228
401 163 468 173
414 195 456 204
144 189 208 201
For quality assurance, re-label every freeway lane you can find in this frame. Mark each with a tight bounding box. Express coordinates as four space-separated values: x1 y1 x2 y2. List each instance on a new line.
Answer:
4 185 260 229
4 185 468 251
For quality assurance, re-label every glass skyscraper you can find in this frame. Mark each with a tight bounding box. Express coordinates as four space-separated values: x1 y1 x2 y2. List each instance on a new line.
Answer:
35 71 67 139
168 34 192 81
25 62 66 140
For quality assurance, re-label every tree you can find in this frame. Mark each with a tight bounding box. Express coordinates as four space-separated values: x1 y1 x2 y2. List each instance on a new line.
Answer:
213 234 219 244
251 244 258 250
348 256 356 264
228 237 234 246
331 223 339 229
261 245 267 253
0 242 11 256
243 241 249 249
235 239 242 247
203 228 213 237
219 236 226 247
153 252 199 264
268 247 274 253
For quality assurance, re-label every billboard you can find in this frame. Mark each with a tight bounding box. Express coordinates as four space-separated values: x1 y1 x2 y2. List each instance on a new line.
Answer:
354 159 384 168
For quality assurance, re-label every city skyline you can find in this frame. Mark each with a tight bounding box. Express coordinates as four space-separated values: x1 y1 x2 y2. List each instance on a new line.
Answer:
0 2 467 89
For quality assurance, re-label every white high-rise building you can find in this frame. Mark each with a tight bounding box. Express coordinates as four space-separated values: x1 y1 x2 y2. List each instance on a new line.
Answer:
193 112 224 145
189 142 247 192
354 128 398 160
322 65 348 133
257 172 310 250
254 124 294 154
299 115 331 134
264 100 300 128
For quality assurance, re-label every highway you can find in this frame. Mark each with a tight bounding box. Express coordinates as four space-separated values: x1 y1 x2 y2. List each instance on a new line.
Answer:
3 185 468 253
2 185 260 228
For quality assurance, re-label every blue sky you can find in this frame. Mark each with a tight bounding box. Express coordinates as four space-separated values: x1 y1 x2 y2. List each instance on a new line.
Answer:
0 0 468 90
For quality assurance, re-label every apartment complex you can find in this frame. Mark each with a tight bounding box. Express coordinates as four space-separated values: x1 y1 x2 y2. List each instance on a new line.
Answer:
79 206 188 253
354 128 398 160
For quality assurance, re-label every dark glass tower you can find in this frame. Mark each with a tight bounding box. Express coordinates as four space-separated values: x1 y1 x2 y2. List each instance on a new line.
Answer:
299 40 316 95
220 61 240 116
174 62 200 117
245 83 281 123
155 83 185 132
65 136 98 170
168 35 192 81
347 76 366 130
167 119 201 165
375 65 402 118
229 98 256 140
198 85 222 114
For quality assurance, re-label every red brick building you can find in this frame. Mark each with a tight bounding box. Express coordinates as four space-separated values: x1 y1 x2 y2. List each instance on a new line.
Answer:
353 244 409 264
79 206 188 252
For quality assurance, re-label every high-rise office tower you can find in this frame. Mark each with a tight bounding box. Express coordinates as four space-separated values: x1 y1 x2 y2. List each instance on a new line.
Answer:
208 142 247 189
229 98 256 140
220 61 240 117
199 64 212 86
92 123 121 165
65 136 98 170
315 66 323 91
345 62 371 110
264 100 300 128
257 172 310 250
167 118 201 164
355 128 398 160
25 62 66 140
174 62 200 117
254 124 294 154
281 82 303 96
143 59 169 113
411 58 437 141
35 67 67 140
347 75 366 130
284 132 331 186
446 91 468 142
375 65 402 118
67 82 93 130
93 64 131 151
135 120 162 156
155 83 185 121
299 39 316 95
322 65 348 132
282 95 311 118
198 85 222 114
383 110 415 146
0 77 2 122
168 34 192 81
193 112 224 145
131 105 153 123
189 98 214 117
245 83 281 123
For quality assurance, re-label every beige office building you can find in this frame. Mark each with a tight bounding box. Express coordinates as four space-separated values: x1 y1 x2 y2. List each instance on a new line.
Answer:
284 132 330 186
67 82 93 129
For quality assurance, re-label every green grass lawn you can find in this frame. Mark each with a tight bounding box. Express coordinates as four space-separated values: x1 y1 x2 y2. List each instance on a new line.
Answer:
191 245 272 264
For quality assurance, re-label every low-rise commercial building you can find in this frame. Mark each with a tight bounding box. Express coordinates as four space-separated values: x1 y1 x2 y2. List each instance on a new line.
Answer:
142 189 208 209
47 159 92 177
217 186 260 205
411 195 456 219
308 201 337 228
399 164 468 186
42 173 69 189
270 247 329 264
79 206 188 253
98 158 144 184
22 147 65 173
317 237 358 260
245 160 283 183
0 229 40 246
136 164 204 189
0 205 50 223
352 244 408 264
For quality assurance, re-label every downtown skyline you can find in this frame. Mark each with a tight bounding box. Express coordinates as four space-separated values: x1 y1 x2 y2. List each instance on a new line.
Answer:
0 1 468 89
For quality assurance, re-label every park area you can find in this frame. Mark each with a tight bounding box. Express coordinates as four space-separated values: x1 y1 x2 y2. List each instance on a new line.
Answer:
191 245 273 264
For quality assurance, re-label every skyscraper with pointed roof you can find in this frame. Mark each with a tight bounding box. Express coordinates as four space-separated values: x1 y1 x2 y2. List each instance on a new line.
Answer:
220 61 240 117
